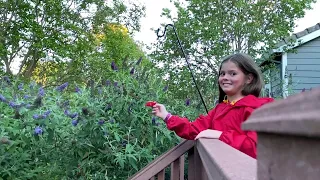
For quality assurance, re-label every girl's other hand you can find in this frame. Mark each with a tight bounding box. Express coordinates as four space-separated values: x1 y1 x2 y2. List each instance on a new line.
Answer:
194 129 222 140
152 103 169 120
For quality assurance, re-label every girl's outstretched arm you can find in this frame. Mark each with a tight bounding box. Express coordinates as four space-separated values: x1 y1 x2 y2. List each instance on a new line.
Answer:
218 107 257 158
165 112 215 140
152 103 216 140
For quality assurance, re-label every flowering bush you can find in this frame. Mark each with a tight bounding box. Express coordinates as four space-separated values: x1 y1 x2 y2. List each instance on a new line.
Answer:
0 71 203 179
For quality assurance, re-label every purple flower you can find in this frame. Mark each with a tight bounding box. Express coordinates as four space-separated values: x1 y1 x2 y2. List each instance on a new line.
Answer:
136 57 142 65
34 126 43 135
38 87 45 97
105 104 112 111
23 95 30 99
72 119 78 126
163 86 168 92
18 83 23 90
64 110 77 118
33 114 40 119
9 101 17 108
26 104 32 108
0 94 6 102
3 76 11 85
121 141 127 147
70 113 78 119
56 82 68 92
111 61 118 71
75 87 81 93
130 68 135 75
114 82 118 87
64 109 70 115
185 98 190 106
98 119 105 125
43 110 51 118
105 80 111 86
33 111 50 119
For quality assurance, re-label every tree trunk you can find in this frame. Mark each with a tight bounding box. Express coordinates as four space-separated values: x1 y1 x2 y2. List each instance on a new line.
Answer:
21 49 39 78
4 60 12 75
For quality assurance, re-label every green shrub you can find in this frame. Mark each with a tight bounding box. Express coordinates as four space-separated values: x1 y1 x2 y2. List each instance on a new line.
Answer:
0 70 203 179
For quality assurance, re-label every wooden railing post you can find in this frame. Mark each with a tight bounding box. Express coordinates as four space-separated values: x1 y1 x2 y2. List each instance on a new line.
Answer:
170 157 182 180
242 88 320 180
187 147 195 180
196 139 256 180
157 169 165 180
187 146 208 180
179 155 185 180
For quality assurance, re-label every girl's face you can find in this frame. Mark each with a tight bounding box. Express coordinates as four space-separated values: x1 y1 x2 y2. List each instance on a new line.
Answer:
218 61 250 97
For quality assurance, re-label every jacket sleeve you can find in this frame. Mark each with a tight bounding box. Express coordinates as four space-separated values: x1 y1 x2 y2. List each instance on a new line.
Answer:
218 107 257 158
165 108 216 140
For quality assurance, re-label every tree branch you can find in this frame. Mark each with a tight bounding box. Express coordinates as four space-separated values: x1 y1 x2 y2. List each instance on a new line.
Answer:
18 47 33 74
9 42 27 64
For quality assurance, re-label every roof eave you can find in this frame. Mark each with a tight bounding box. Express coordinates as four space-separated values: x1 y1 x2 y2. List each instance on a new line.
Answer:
260 26 320 68
272 27 320 53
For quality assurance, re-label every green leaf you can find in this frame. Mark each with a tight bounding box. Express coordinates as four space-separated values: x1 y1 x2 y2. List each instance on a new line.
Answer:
114 132 120 142
128 156 138 171
127 154 137 161
47 128 54 143
125 144 133 154
82 152 90 160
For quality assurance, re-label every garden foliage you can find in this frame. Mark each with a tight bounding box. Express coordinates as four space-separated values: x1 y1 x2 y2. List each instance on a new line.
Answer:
0 62 203 179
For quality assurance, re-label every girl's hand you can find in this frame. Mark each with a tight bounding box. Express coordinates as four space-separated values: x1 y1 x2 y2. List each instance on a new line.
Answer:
194 129 222 140
152 103 169 120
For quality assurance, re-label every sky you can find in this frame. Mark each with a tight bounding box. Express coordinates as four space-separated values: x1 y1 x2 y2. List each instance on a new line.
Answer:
133 0 320 48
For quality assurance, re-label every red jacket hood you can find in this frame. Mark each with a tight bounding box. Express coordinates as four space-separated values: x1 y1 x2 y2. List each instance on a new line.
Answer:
234 95 274 108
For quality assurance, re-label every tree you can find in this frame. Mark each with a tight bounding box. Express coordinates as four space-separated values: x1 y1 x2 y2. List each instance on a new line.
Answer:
150 0 316 106
31 22 149 87
0 0 145 77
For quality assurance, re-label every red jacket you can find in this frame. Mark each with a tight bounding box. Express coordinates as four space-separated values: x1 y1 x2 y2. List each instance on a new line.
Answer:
166 95 274 158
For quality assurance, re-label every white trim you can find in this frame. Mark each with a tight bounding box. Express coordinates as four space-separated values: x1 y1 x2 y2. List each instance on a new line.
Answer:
282 53 288 98
272 29 320 53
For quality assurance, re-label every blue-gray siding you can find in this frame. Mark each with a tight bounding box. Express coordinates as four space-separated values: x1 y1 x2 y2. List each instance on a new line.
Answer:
287 36 320 94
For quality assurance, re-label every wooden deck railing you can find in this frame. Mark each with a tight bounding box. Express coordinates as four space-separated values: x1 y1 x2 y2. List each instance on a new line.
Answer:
128 138 256 180
129 87 320 180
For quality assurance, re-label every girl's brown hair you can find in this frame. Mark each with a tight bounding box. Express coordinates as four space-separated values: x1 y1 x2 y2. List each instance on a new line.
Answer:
218 53 264 103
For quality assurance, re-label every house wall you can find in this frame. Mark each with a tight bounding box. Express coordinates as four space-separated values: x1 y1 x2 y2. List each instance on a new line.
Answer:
287 36 320 94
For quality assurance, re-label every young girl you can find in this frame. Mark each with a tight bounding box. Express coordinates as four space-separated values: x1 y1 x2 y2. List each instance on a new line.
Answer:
152 53 274 159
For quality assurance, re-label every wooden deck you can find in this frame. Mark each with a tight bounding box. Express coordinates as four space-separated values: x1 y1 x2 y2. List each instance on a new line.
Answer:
128 87 320 180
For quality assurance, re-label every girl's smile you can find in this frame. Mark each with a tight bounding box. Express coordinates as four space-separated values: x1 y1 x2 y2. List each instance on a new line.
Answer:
218 61 247 97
